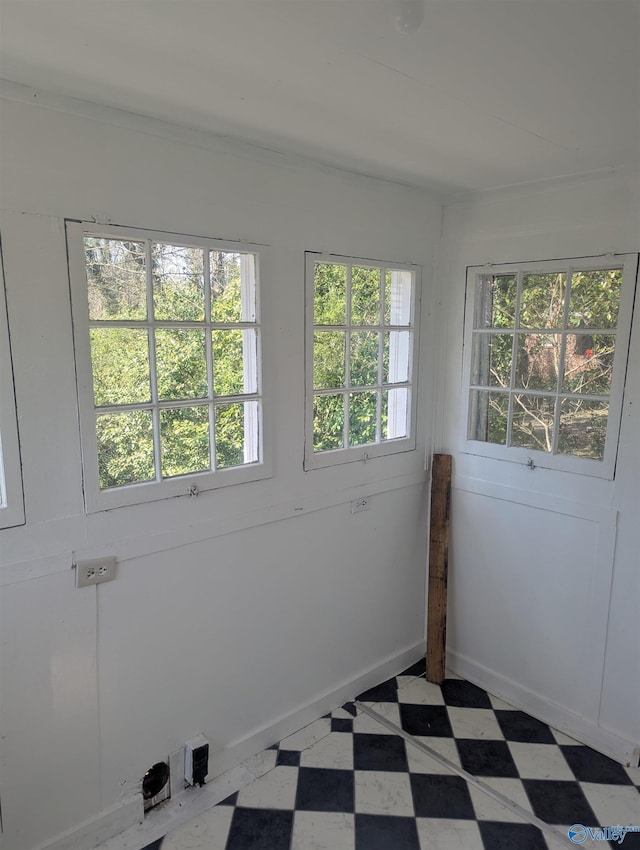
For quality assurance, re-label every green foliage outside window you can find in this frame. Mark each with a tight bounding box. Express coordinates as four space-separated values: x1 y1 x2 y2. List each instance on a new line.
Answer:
85 237 259 489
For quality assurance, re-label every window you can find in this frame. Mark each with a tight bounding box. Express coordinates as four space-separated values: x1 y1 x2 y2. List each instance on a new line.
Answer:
0 244 25 528
67 223 267 511
305 252 420 469
463 255 638 477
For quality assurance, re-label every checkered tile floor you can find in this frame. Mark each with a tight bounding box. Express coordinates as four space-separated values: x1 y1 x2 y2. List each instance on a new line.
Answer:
147 663 640 850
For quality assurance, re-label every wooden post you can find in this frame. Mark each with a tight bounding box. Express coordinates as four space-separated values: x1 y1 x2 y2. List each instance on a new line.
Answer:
426 453 452 684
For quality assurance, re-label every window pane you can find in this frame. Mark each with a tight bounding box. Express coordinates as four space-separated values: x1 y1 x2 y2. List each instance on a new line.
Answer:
96 410 154 488
382 331 411 384
210 251 255 323
511 394 555 453
470 333 512 388
213 329 257 396
382 387 409 440
350 331 379 387
474 275 517 329
152 243 205 320
313 394 344 451
314 263 347 325
160 406 210 477
558 398 608 460
384 270 412 326
85 237 147 320
515 333 561 392
215 401 258 467
349 391 377 446
520 273 566 329
563 334 615 395
314 331 345 389
467 390 508 444
569 269 621 329
156 329 207 400
351 266 380 325
90 328 150 406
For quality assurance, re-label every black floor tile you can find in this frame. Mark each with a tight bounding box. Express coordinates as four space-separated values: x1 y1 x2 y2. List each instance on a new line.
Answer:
441 679 493 709
355 813 421 850
456 739 520 777
399 703 454 737
523 779 598 825
494 710 556 744
295 767 354 812
331 717 353 733
357 677 399 703
410 773 475 819
560 745 635 785
401 659 426 677
479 821 549 849
226 808 293 850
353 732 409 772
276 749 300 767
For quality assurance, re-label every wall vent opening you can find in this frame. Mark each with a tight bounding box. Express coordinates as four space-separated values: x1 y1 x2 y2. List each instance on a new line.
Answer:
142 761 170 812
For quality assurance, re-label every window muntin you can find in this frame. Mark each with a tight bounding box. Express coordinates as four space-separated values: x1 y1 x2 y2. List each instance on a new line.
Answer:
463 256 637 477
69 224 266 510
305 253 419 469
0 246 24 528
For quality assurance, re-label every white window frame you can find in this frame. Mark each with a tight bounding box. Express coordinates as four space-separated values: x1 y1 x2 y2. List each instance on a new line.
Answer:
461 254 638 479
305 252 421 471
0 242 25 528
67 221 270 512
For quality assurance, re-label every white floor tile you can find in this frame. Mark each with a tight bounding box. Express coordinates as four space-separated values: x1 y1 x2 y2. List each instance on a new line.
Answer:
279 717 331 751
354 769 415 816
397 678 446 706
301 731 354 770
397 675 420 689
161 805 234 850
291 811 355 850
352 711 396 735
241 747 277 779
416 817 484 849
413 736 462 766
331 706 358 720
368 701 401 727
447 707 504 741
406 744 455 776
468 778 531 823
550 728 581 746
507 742 575 781
235 765 299 810
488 694 518 711
580 782 640 826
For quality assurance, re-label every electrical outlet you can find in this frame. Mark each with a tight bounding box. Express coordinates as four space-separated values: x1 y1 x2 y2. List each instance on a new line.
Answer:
75 556 117 588
351 497 371 514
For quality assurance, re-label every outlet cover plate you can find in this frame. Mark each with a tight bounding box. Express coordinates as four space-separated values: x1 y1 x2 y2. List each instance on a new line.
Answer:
351 497 371 514
76 556 117 588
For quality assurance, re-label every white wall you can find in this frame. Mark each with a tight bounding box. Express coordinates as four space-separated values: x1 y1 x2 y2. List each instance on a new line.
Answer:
0 89 442 850
438 168 640 764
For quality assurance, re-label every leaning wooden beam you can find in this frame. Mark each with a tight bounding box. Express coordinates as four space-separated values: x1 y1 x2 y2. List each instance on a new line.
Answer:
426 453 452 684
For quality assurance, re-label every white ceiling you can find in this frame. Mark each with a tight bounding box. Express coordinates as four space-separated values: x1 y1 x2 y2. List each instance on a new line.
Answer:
1 0 639 193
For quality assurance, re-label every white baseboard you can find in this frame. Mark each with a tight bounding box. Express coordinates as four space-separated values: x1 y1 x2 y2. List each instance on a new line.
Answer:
30 797 143 850
30 642 425 850
208 641 425 778
448 649 639 768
